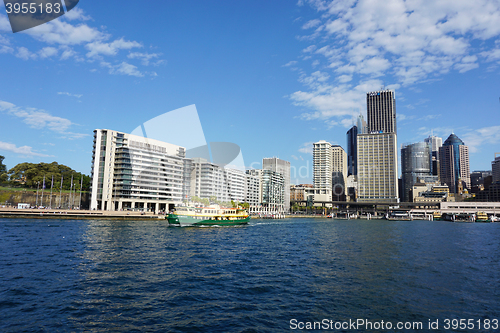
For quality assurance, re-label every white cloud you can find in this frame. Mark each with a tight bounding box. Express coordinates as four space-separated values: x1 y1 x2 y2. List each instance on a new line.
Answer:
39 47 58 58
0 141 52 157
86 38 142 58
290 0 500 127
0 45 13 54
109 62 144 77
26 20 104 45
302 19 322 29
463 125 500 153
16 47 36 60
58 92 82 99
298 142 314 154
283 60 298 67
0 100 87 139
127 52 163 66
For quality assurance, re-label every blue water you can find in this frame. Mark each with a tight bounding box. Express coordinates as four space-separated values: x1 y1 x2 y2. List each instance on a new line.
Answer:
1 218 499 332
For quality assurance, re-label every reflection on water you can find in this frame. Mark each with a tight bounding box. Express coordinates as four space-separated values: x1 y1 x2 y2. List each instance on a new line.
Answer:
1 218 499 332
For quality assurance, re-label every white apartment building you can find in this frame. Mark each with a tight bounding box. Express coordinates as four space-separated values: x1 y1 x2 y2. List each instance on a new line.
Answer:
313 141 347 201
246 171 261 206
90 129 188 212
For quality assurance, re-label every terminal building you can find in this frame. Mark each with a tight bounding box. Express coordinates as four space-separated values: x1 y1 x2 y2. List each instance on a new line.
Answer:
90 129 189 212
90 129 268 212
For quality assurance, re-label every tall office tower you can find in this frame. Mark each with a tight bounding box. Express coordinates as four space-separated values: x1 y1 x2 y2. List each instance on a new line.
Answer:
438 133 470 194
331 145 347 200
262 157 290 211
90 129 188 212
367 90 396 133
357 114 368 134
424 135 442 176
492 153 500 183
313 140 333 189
357 90 398 203
357 133 399 203
401 142 432 202
346 126 358 176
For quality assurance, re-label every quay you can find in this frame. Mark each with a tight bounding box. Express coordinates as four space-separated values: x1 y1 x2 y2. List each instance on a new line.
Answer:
0 207 161 220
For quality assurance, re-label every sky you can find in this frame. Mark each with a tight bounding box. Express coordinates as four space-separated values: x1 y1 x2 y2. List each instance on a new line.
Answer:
1 0 499 184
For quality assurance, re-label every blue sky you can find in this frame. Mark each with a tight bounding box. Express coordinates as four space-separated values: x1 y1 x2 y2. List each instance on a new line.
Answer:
1 0 499 184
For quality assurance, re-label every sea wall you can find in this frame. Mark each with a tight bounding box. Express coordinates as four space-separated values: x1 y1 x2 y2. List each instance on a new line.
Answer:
0 189 90 209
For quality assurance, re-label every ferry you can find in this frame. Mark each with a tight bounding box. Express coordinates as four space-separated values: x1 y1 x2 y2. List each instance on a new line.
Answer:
476 211 489 222
167 205 250 227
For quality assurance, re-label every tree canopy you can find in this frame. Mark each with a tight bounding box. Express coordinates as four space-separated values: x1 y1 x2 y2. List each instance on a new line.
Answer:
7 161 91 191
0 155 7 183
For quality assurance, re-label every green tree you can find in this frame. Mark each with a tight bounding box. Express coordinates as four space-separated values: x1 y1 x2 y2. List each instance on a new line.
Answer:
0 155 6 173
0 155 7 184
7 161 91 191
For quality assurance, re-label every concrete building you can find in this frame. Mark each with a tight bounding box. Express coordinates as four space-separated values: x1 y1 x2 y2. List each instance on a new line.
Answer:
401 142 433 202
367 90 396 134
313 141 333 189
357 133 399 203
245 171 261 206
424 135 442 177
191 158 229 203
439 133 470 194
356 90 398 203
493 153 500 183
90 129 188 212
263 157 290 211
331 145 347 201
261 169 285 212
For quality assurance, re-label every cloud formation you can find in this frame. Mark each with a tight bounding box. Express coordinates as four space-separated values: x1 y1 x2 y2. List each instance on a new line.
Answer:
289 0 500 127
0 141 52 157
0 8 164 77
0 100 87 139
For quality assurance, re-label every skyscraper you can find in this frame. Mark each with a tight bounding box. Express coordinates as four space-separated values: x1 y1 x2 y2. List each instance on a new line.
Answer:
424 135 442 176
439 133 470 194
262 157 290 211
313 140 333 189
346 126 358 176
401 142 432 202
357 90 398 203
331 145 347 200
367 90 396 134
492 153 500 183
357 133 398 203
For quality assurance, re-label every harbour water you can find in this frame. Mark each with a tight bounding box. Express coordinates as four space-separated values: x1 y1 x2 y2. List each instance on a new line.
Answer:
1 218 499 332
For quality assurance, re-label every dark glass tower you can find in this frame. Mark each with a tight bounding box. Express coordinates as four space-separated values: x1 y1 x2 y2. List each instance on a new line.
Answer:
439 133 470 193
346 125 358 176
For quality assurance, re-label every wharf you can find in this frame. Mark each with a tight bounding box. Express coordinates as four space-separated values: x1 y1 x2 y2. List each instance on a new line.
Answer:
0 207 161 220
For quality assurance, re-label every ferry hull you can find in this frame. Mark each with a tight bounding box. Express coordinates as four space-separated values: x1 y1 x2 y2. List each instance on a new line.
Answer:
167 214 249 227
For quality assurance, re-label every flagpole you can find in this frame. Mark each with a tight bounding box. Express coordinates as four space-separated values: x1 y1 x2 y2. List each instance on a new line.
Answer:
36 181 40 207
59 175 63 209
49 175 54 209
69 175 73 209
79 175 83 210
41 175 45 207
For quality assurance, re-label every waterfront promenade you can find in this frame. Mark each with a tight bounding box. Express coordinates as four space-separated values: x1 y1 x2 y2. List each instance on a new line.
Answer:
0 207 159 220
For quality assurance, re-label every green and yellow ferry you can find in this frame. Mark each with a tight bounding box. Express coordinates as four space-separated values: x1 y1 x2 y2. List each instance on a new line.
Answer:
167 205 250 227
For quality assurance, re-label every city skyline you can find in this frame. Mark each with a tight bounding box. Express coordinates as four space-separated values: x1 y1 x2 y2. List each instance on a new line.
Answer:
1 1 500 184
